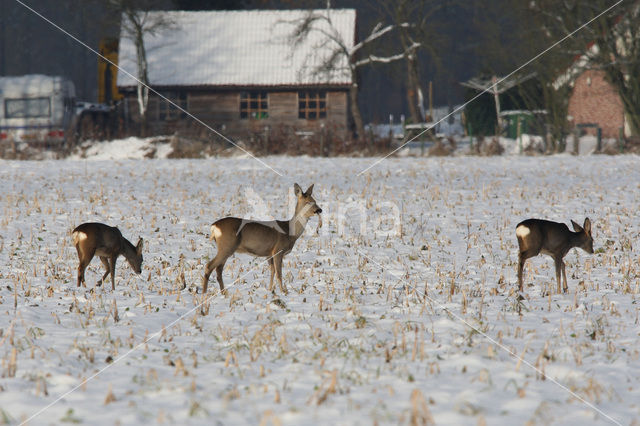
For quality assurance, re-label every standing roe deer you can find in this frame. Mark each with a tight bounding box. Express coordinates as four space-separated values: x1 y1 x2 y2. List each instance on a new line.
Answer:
203 183 322 295
72 222 144 290
516 217 593 293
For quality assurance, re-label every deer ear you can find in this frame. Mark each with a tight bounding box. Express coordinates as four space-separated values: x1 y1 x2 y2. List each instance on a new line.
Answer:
571 220 583 233
305 184 314 196
294 183 303 197
583 217 591 234
137 237 144 253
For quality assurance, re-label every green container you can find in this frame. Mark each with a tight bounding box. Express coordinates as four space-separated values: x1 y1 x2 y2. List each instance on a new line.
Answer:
501 111 533 138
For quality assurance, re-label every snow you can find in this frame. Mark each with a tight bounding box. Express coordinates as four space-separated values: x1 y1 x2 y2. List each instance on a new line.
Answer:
69 137 172 160
1 152 640 425
369 105 465 139
117 9 356 88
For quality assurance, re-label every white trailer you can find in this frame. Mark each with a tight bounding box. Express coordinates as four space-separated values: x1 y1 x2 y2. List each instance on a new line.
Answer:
0 74 76 145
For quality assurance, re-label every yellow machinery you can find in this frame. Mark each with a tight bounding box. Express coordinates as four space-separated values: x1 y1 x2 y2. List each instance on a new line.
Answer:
97 37 123 104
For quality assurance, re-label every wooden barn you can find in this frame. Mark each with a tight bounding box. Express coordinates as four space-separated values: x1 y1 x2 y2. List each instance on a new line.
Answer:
116 9 356 143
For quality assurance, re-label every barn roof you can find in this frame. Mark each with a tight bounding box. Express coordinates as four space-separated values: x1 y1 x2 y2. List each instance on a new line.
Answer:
116 9 356 89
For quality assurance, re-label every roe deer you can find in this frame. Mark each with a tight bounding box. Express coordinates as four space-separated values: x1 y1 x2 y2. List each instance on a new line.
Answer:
203 183 322 295
516 218 593 293
72 222 144 290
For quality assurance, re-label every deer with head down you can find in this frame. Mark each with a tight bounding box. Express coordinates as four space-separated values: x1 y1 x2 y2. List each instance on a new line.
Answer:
203 183 322 295
72 222 144 290
516 217 593 294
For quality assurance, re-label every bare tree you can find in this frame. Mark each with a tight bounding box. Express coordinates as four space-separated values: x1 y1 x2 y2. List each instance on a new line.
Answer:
467 0 577 150
285 6 418 141
109 0 174 134
374 0 452 124
531 0 640 136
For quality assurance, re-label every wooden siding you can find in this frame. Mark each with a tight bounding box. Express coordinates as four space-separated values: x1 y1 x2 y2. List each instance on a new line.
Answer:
122 88 350 141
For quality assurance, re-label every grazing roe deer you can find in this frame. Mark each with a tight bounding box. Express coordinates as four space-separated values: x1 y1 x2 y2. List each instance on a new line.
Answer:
72 222 144 290
203 183 322 295
516 218 593 293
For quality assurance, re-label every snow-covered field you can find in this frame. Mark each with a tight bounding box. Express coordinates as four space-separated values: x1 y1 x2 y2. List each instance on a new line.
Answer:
1 152 639 425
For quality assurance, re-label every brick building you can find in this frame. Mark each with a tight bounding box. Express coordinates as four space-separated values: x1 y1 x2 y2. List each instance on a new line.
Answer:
567 69 625 139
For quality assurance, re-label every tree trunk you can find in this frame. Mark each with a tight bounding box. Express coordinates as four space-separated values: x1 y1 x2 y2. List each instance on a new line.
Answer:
405 51 423 123
606 68 640 136
132 18 149 137
621 99 640 137
349 71 365 144
399 29 423 124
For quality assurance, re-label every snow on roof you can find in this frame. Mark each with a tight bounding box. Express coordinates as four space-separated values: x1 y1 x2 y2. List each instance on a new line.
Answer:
117 9 356 88
552 43 600 90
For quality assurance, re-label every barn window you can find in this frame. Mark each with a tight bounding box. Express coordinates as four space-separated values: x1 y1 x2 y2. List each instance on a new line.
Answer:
298 91 326 119
240 91 268 119
158 91 187 121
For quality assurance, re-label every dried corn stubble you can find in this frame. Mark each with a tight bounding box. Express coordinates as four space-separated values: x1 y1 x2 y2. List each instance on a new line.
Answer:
0 156 639 424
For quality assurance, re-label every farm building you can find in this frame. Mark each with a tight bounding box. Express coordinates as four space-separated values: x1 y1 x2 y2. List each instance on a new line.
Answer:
554 43 630 140
116 9 356 142
567 69 626 139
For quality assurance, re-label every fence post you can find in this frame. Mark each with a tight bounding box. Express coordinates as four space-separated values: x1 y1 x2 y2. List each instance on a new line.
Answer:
544 123 552 154
619 127 624 153
597 127 602 152
264 125 270 154
517 115 523 155
320 123 326 157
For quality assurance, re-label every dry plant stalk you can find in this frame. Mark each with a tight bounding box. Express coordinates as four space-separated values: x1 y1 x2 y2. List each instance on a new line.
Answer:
6 348 17 378
104 384 116 405
112 299 119 323
515 341 530 372
35 376 48 396
411 327 418 361
191 351 198 368
259 410 282 426
409 389 435 426
224 350 238 368
307 369 338 406
174 357 188 376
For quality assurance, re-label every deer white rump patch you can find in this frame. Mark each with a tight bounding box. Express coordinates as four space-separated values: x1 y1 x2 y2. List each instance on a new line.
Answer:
516 225 530 238
72 231 87 244
210 224 222 241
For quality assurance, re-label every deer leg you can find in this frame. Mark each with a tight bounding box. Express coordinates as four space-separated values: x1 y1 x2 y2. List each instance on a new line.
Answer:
110 256 117 291
77 261 88 288
554 256 563 294
517 254 526 292
561 260 568 293
203 257 218 295
215 263 227 294
517 249 538 292
268 258 275 292
76 247 94 288
273 253 286 294
202 264 211 296
98 257 110 286
203 252 231 295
